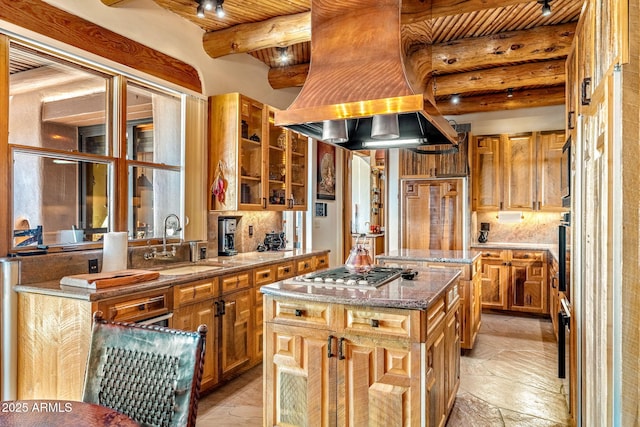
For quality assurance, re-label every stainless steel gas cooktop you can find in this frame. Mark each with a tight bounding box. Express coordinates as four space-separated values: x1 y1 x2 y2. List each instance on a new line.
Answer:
293 266 403 290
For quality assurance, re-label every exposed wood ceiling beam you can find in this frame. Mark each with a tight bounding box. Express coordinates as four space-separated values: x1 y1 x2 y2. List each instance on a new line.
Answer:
437 86 565 115
432 22 575 74
203 12 310 58
201 0 539 58
268 24 574 90
432 59 566 97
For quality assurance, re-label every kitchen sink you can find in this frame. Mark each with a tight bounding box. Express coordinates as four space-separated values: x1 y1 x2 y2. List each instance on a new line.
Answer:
158 265 223 275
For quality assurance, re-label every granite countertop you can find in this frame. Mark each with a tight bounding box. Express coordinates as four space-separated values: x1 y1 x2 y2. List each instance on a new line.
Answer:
377 249 481 264
471 242 559 262
351 233 385 238
14 248 329 302
260 267 461 310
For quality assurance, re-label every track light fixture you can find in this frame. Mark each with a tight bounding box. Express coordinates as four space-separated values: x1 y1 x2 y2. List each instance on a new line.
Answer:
507 88 514 98
538 0 552 16
196 0 224 18
451 94 460 104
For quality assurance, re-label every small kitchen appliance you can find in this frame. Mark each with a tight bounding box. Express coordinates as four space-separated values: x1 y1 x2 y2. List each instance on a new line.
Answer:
262 231 286 251
478 222 490 243
218 218 238 256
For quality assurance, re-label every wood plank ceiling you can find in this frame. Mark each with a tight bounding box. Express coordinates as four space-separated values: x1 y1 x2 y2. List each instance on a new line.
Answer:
103 0 584 115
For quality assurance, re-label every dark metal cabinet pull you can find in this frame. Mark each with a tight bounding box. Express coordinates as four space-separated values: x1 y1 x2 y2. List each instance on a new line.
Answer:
370 319 379 328
327 335 334 358
220 300 226 316
581 77 592 105
214 301 220 317
294 309 303 317
338 337 346 360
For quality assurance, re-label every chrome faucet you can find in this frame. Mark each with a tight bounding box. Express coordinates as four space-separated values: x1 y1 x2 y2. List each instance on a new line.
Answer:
163 213 182 254
144 214 182 260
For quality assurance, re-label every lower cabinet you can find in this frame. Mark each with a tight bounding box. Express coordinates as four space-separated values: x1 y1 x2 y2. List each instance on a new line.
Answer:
263 289 460 426
479 249 548 314
173 278 253 390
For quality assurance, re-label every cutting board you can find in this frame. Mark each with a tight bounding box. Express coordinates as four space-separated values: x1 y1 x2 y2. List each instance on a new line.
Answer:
60 269 160 289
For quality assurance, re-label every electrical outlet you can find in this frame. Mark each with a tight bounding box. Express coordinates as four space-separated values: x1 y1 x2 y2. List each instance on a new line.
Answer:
88 258 99 274
199 246 207 260
248 225 254 236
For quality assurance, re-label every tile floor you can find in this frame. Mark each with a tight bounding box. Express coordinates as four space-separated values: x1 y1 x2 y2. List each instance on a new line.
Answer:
196 312 571 426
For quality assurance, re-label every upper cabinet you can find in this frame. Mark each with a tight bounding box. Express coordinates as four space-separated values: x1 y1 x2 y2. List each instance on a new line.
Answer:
209 94 308 211
472 131 565 212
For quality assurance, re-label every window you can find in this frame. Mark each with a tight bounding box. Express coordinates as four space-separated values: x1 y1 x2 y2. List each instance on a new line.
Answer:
8 41 184 249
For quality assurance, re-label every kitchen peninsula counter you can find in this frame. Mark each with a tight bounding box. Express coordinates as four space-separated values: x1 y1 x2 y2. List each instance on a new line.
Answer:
13 248 329 401
13 248 328 301
262 266 462 425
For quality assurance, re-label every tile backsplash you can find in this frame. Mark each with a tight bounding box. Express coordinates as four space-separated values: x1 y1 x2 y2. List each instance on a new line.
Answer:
471 211 564 245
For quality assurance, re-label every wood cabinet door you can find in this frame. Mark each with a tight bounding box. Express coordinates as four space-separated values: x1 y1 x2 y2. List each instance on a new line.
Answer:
538 131 565 211
219 289 253 379
471 135 501 210
424 322 446 427
337 336 420 426
444 309 460 414
504 133 536 210
402 179 463 250
480 260 509 310
264 322 336 427
173 300 218 388
509 251 547 314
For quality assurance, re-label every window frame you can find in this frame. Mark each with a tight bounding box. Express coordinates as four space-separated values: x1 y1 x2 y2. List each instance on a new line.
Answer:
4 37 186 254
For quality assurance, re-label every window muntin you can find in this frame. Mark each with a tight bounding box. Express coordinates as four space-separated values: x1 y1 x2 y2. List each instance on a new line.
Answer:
8 41 185 250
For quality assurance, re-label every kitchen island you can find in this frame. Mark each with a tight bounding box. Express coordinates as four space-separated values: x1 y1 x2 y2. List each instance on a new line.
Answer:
377 249 482 350
261 266 461 426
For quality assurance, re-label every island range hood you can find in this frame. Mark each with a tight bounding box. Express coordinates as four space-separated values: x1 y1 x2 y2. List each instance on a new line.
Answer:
275 0 459 151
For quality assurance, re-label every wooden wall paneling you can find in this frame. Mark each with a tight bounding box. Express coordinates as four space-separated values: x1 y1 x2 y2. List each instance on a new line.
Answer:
18 293 94 399
0 35 9 257
619 0 638 420
0 0 201 93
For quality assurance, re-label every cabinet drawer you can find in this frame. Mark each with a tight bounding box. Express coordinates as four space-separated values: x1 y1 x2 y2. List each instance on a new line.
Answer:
296 257 314 275
342 307 417 340
174 279 218 307
315 253 329 270
511 250 545 262
267 299 334 328
276 262 295 280
426 296 446 337
221 272 251 294
254 266 276 286
479 249 504 260
99 289 171 323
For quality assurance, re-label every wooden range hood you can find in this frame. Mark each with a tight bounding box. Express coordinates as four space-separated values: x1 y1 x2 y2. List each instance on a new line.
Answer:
275 0 458 150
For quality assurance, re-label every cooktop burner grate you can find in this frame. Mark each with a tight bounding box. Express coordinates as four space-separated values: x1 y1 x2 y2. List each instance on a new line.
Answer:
296 266 403 288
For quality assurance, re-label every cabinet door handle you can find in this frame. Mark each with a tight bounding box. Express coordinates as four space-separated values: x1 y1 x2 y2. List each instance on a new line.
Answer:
262 197 267 209
262 272 270 278
214 301 220 317
581 77 592 105
338 337 346 360
327 335 334 358
370 319 379 328
283 267 290 273
294 309 304 317
499 202 504 210
220 300 226 316
567 111 575 130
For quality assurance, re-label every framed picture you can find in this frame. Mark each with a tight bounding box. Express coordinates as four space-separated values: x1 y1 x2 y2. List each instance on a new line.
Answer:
317 141 336 200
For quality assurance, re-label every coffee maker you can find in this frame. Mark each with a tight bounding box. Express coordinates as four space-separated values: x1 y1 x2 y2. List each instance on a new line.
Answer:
218 218 238 256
